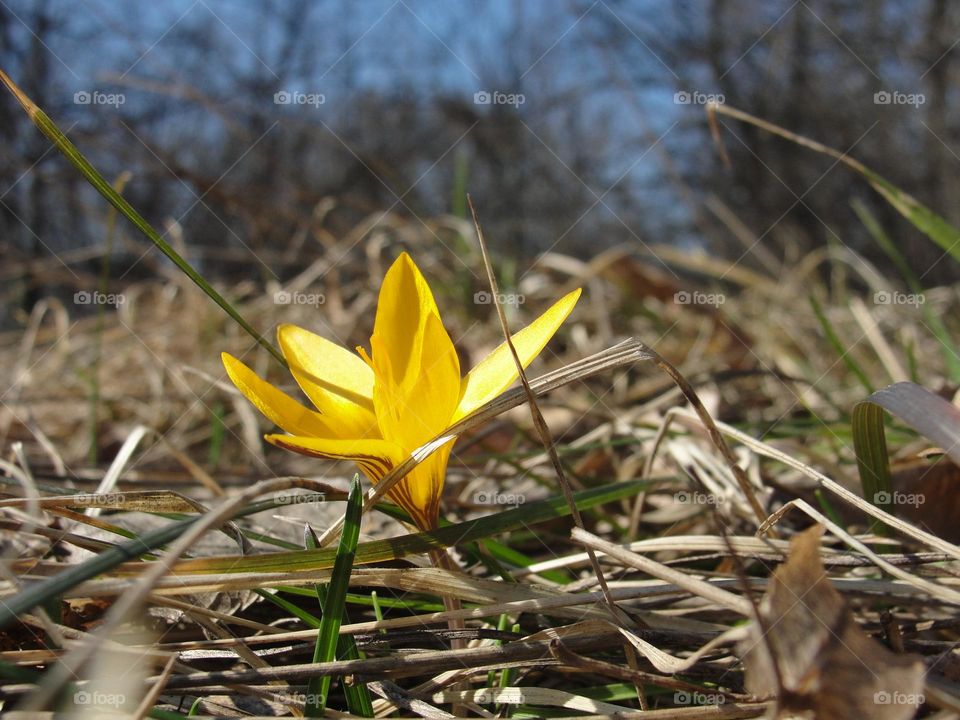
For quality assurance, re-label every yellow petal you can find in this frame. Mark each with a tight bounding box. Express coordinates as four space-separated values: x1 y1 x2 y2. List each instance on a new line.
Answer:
454 288 582 420
266 433 452 530
372 311 460 449
266 434 403 480
397 441 454 530
277 324 377 438
371 253 441 388
221 352 334 437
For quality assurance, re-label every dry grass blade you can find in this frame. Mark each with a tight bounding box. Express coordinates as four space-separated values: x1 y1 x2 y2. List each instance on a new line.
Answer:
315 337 653 546
369 680 454 719
432 685 633 715
571 528 753 616
763 497 960 604
548 640 762 704
13 477 344 709
468 195 627 628
682 407 960 561
0 490 216 513
5 161 960 715
158 631 622 689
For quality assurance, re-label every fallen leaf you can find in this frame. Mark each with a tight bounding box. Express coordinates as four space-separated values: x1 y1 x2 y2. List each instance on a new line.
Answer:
739 524 925 719
890 457 960 543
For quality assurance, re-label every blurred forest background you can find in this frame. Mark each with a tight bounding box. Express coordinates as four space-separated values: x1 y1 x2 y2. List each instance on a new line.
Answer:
2 0 959 327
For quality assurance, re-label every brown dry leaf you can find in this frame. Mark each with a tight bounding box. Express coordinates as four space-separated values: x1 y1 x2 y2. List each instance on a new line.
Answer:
891 456 960 543
62 597 113 631
739 524 925 719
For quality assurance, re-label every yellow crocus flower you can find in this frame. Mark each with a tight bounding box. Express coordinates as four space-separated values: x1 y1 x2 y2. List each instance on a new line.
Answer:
222 252 580 530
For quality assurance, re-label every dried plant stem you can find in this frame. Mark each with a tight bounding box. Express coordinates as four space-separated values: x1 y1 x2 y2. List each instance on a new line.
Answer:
468 196 633 635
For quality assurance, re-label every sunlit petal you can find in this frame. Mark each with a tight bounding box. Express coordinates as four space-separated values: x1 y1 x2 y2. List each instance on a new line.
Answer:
372 311 460 450
277 323 377 438
396 442 453 530
265 433 403 481
454 288 581 420
267 432 451 530
224 253 580 532
221 352 334 437
371 252 441 388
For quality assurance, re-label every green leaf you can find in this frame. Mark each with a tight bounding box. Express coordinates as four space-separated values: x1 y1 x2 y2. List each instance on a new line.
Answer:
171 477 652 576
852 400 894 533
0 70 284 366
809 292 874 393
0 479 652 631
713 104 960 263
0 516 198 630
852 199 960 382
853 381 960 534
863 169 960 263
307 476 364 717
305 513 373 717
207 403 227 468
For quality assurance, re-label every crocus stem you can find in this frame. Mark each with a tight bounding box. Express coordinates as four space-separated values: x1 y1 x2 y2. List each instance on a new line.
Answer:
428 548 466 646
428 547 468 714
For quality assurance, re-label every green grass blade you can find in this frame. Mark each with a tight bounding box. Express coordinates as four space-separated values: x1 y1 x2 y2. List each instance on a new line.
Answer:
809 293 874 393
478 537 572 584
273 586 443 611
814 488 844 528
305 515 373 717
307 476 364 717
851 400 894 534
255 588 321 627
0 479 650 631
207 403 226 468
171 477 652 575
852 199 960 382
371 591 385 628
853 381 960 536
852 199 921 293
863 169 960 263
88 172 131 464
861 382 960 468
714 104 960 263
0 516 197 629
0 69 284 366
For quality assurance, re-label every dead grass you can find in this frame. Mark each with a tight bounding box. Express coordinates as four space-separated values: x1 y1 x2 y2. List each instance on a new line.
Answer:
1 212 959 718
